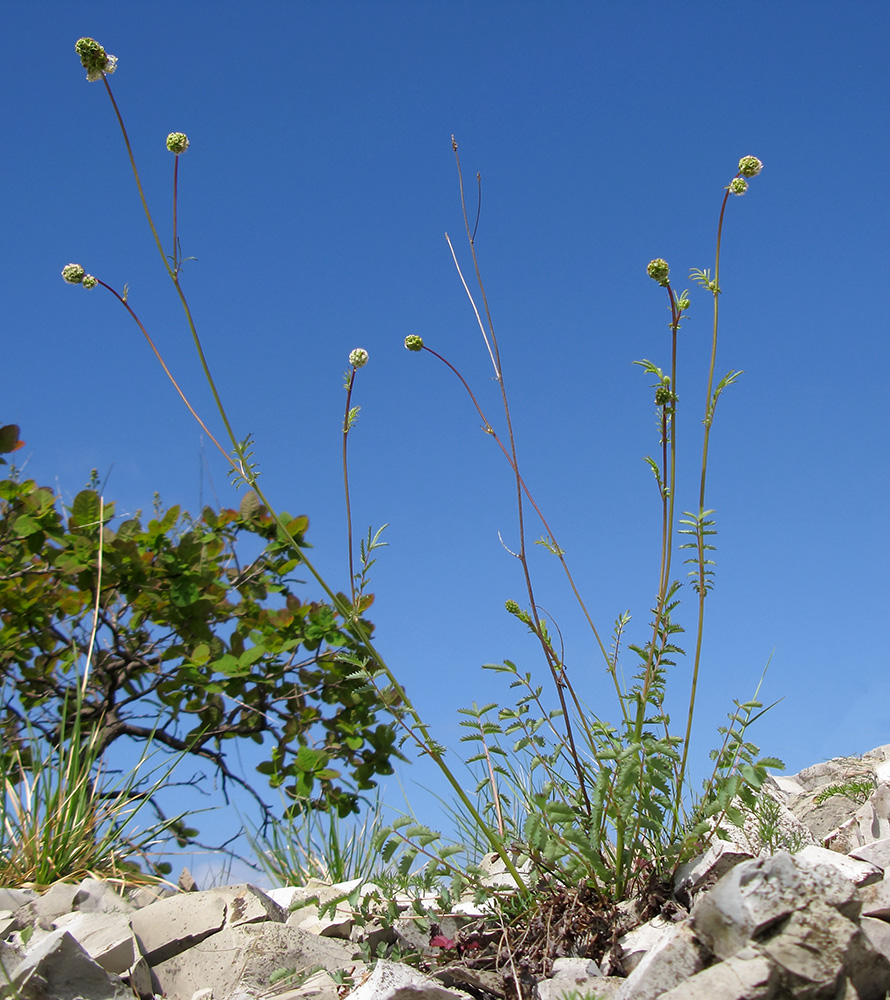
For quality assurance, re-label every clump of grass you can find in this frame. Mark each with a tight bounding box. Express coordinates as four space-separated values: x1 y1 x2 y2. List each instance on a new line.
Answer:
0 688 188 888
247 792 385 886
0 496 194 889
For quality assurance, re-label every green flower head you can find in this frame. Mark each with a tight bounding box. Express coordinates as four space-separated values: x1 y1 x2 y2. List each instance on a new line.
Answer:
82 274 98 289
647 259 670 286
655 384 673 407
349 348 369 369
61 263 86 284
75 37 118 82
166 132 190 155
504 599 521 615
729 177 748 196
738 156 763 178
404 335 424 352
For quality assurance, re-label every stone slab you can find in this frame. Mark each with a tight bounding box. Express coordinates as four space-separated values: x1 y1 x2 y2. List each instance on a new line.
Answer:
849 836 890 869
150 919 360 1000
794 844 883 886
12 928 131 1000
616 922 707 1000
657 945 777 1000
54 910 140 975
129 888 226 963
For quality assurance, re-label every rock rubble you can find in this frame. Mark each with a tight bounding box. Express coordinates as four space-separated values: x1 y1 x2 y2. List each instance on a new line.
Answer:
5 745 890 1000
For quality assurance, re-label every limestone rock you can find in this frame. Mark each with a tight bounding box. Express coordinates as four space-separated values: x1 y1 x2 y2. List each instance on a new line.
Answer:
849 835 890 870
73 879 135 915
793 844 882 887
129 886 227 963
692 851 858 960
347 958 469 1000
536 958 604 1000
12 928 131 1000
617 915 674 973
656 944 777 1000
616 922 708 1000
674 839 754 895
53 911 140 975
150 919 360 1000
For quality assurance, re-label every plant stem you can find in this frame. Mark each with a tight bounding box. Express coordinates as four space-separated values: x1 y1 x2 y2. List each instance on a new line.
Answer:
172 154 181 273
673 184 733 822
103 78 241 469
95 281 230 464
343 367 358 605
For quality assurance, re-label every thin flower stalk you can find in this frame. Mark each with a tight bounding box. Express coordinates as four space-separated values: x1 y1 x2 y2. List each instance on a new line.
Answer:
343 350 369 607
673 160 761 824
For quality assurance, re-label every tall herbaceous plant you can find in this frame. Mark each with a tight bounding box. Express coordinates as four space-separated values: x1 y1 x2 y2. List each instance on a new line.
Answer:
61 37 779 901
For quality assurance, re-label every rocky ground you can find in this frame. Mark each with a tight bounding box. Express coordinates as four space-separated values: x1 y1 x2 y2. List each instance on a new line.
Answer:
5 745 890 1000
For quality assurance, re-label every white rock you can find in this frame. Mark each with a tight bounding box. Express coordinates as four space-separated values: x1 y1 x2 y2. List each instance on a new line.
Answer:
794 844 883 886
849 835 890 869
657 944 777 1000
673 839 753 894
618 915 673 973
347 959 467 1000
616 922 707 1000
12 928 131 1000
130 888 227 964
53 910 139 975
692 851 857 960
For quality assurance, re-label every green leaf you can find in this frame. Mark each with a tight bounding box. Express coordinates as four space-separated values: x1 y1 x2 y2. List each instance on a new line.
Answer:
191 643 211 665
69 490 101 529
240 490 261 519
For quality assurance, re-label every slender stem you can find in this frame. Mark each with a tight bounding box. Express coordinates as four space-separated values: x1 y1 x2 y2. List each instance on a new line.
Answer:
172 154 181 273
638 288 681 713
102 78 241 468
102 78 172 281
421 344 625 727
674 183 733 818
97 281 230 463
81 498 104 695
343 367 358 605
478 727 505 838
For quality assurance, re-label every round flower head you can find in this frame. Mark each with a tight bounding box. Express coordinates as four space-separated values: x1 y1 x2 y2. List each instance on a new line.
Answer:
738 156 763 178
82 274 98 289
75 37 118 82
647 259 670 286
61 263 86 285
166 133 190 155
729 177 748 196
349 348 369 369
504 600 521 615
404 335 424 352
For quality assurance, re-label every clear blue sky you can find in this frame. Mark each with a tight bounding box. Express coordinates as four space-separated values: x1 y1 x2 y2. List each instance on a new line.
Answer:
5 2 890 877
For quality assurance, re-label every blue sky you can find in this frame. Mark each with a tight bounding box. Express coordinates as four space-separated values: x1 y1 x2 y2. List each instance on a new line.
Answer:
5 2 890 878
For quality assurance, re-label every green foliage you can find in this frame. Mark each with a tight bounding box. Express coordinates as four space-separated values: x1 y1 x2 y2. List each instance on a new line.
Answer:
814 775 877 806
0 475 403 827
247 792 386 886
